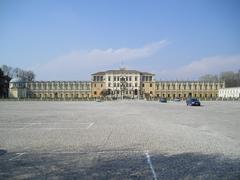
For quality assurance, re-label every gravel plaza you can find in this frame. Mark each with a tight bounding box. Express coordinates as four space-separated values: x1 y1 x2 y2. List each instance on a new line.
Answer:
0 100 240 179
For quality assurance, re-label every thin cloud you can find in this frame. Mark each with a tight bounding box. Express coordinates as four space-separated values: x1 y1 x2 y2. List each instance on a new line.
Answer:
34 40 169 80
158 55 240 80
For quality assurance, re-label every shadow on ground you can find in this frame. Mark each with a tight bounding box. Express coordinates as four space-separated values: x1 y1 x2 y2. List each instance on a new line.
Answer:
0 149 239 180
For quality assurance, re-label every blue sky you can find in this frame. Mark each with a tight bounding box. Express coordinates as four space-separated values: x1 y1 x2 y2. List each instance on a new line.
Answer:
0 0 240 80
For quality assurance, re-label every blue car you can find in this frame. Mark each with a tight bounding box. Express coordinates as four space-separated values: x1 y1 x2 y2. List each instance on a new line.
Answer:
186 98 201 106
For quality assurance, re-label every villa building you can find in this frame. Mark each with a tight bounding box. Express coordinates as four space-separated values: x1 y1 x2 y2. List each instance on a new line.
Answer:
9 68 225 100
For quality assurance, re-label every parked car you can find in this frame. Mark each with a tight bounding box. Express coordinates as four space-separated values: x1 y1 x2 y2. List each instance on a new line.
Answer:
186 98 201 106
160 97 167 103
173 98 181 102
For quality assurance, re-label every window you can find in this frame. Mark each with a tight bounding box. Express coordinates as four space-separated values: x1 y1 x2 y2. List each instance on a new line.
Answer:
135 76 138 81
108 83 111 87
150 83 152 87
142 83 145 87
129 77 132 81
108 76 111 81
149 76 152 81
114 76 116 81
135 83 137 87
117 76 119 81
94 91 97 95
101 84 103 87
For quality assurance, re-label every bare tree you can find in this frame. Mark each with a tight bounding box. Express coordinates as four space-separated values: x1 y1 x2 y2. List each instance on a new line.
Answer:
1 65 13 78
199 70 240 87
219 71 240 87
219 71 235 81
12 68 23 78
1 65 36 82
199 74 218 82
25 70 35 81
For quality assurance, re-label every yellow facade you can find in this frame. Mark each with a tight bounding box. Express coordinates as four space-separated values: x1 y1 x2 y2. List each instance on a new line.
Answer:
91 82 106 98
9 69 225 100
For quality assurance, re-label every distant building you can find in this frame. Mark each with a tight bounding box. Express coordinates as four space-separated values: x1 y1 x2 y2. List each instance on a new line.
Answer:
218 87 240 98
9 77 28 98
9 68 225 100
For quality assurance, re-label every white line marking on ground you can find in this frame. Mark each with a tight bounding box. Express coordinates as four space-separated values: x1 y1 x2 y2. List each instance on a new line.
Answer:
145 151 157 180
9 152 25 161
86 122 95 129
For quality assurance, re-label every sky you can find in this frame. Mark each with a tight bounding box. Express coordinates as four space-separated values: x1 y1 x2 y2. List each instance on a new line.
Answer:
0 0 240 80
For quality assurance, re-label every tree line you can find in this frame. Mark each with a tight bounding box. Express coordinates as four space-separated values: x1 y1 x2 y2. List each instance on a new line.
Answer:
0 65 35 82
199 70 240 87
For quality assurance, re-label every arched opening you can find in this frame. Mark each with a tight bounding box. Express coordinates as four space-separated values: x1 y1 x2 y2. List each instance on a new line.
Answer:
188 93 192 97
134 89 138 95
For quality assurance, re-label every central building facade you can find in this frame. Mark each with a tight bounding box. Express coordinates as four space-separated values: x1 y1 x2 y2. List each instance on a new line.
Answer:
9 68 225 100
91 69 154 99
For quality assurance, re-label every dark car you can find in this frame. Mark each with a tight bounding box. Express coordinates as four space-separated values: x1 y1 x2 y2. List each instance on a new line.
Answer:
186 98 201 106
160 97 167 103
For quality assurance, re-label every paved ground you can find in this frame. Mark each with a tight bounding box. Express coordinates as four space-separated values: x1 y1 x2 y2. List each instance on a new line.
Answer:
0 100 240 179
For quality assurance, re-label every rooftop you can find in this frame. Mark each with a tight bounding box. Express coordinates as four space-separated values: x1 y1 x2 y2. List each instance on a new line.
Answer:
91 69 154 76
